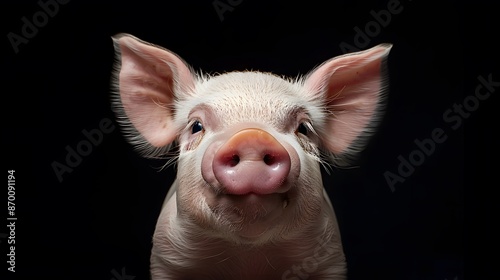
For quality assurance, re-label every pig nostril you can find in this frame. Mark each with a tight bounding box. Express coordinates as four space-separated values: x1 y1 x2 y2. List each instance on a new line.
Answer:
211 128 294 195
263 154 275 165
228 155 240 167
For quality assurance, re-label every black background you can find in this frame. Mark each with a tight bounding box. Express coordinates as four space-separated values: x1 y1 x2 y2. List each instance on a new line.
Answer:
2 0 497 279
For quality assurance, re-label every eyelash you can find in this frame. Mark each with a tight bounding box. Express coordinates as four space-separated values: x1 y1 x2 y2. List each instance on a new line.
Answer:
296 120 315 137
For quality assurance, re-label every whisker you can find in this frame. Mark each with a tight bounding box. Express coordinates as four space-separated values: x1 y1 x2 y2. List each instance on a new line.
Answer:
216 256 232 264
200 250 227 260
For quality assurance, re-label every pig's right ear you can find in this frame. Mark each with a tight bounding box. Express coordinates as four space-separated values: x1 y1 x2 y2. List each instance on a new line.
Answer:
111 33 195 157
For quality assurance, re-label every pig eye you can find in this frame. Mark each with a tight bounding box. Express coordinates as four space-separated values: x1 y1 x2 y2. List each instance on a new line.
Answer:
191 120 204 134
297 123 308 136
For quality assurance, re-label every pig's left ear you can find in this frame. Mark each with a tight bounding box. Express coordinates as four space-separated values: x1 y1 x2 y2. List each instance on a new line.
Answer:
304 44 392 161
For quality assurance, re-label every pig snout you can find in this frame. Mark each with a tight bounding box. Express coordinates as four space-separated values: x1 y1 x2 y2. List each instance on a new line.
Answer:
212 128 292 195
200 127 300 239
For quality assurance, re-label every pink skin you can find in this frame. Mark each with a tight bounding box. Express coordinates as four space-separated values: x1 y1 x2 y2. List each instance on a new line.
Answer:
200 126 300 239
205 128 292 195
111 33 392 279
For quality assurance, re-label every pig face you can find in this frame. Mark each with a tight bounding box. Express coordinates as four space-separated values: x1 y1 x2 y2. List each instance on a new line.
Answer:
111 33 391 267
174 72 327 243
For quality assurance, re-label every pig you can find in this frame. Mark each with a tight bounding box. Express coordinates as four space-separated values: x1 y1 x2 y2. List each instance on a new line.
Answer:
111 33 391 280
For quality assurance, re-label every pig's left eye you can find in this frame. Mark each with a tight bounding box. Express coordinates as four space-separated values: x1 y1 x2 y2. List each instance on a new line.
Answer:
297 123 309 136
191 120 204 134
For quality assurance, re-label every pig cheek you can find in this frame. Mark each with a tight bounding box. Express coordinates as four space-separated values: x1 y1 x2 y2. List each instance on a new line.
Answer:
299 161 324 215
280 141 301 191
283 143 324 230
200 141 219 191
175 152 214 227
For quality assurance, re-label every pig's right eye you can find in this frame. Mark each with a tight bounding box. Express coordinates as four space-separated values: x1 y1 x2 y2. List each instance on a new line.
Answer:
191 120 204 134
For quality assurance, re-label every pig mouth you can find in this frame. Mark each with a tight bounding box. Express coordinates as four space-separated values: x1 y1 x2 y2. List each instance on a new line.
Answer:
208 192 289 239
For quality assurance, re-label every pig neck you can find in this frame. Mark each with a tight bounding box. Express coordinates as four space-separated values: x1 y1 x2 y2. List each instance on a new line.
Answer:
155 183 345 278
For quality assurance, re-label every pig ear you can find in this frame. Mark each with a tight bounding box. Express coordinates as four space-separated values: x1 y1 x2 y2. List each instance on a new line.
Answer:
304 44 392 161
111 33 196 157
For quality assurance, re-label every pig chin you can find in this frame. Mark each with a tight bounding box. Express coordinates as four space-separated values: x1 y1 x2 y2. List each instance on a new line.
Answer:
204 189 289 241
